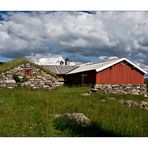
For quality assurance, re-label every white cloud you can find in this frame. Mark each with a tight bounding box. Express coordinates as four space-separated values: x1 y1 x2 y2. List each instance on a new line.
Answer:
26 54 76 65
0 11 148 67
38 55 64 65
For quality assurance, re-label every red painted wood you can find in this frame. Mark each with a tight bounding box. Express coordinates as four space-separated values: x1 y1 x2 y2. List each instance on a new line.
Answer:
66 70 96 84
96 61 144 84
66 60 144 84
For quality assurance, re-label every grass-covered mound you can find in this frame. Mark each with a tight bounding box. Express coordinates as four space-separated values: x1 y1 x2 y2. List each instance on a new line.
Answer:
0 86 147 137
0 58 57 77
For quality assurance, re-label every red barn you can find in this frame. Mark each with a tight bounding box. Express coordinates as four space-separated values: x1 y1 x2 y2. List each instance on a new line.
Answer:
66 58 147 85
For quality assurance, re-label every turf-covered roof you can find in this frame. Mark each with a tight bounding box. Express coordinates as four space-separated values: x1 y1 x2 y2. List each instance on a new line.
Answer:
0 58 58 77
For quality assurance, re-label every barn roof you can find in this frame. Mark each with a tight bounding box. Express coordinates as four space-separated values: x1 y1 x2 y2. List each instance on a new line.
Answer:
43 65 78 75
67 58 147 75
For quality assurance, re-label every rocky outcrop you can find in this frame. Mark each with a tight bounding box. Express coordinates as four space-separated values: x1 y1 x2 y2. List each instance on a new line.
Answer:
118 99 148 110
0 63 62 90
93 84 147 96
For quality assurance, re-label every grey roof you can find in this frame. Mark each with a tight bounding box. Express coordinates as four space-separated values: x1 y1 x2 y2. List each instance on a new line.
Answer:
43 65 78 75
67 58 147 75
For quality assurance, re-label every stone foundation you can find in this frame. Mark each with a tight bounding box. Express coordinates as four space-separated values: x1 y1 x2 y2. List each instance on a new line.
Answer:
93 84 147 96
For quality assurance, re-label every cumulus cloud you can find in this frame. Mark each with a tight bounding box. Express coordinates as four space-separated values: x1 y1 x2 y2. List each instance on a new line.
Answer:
37 55 64 65
26 54 76 65
0 11 148 67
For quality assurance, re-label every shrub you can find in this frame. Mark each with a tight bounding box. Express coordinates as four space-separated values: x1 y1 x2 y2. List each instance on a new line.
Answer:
13 74 21 83
13 74 28 83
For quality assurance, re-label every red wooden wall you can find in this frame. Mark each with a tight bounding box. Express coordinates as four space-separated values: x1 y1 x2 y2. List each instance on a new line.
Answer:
66 70 96 84
96 61 144 84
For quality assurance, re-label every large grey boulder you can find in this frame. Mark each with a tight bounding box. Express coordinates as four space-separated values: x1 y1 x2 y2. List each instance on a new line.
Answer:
56 113 91 127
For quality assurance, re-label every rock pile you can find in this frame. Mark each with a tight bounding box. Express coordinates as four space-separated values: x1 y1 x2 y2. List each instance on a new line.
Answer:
119 99 148 110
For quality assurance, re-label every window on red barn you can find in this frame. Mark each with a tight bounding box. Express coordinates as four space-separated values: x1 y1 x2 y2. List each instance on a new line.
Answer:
24 69 32 77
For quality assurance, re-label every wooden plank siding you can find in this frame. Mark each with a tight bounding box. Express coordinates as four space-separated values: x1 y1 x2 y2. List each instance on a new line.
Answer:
66 70 96 84
96 61 144 84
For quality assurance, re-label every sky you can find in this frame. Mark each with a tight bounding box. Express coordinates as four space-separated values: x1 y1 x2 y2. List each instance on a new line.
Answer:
0 11 148 69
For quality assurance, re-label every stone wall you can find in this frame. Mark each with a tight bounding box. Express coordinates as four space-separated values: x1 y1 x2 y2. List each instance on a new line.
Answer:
93 84 147 96
0 63 62 89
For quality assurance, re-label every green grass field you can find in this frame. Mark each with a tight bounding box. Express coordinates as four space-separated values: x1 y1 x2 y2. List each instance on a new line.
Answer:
0 85 147 137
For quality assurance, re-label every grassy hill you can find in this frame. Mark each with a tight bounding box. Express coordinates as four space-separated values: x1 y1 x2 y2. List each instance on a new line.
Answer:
0 58 57 77
0 86 147 137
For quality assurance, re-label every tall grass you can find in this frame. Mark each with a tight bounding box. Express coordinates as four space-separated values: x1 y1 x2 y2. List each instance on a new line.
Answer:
0 86 147 136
